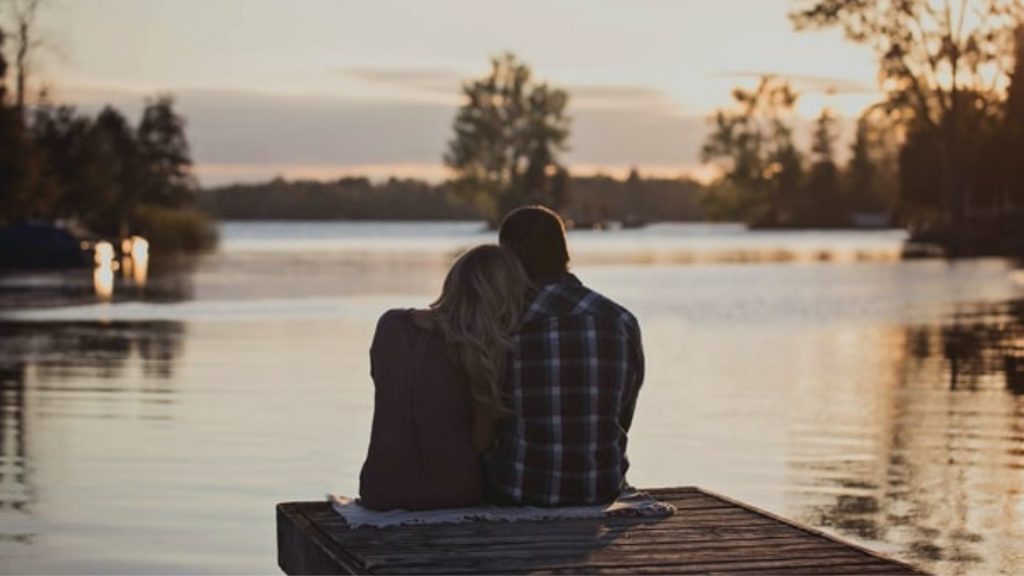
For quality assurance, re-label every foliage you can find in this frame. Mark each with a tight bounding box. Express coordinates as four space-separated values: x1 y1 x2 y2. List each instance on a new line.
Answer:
996 26 1024 211
0 24 48 224
445 53 571 223
791 0 1024 252
560 172 705 224
11 0 44 114
699 179 749 221
845 107 901 216
802 109 846 226
201 177 481 220
792 0 1022 127
0 65 216 251
136 96 197 209
133 204 218 253
701 76 805 227
200 173 705 224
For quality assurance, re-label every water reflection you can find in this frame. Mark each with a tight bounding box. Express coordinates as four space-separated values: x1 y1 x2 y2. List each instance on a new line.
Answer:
0 249 191 312
94 237 150 299
1 223 1021 574
0 321 185 516
788 298 1024 575
0 363 30 513
941 301 1024 394
121 236 150 288
92 241 115 300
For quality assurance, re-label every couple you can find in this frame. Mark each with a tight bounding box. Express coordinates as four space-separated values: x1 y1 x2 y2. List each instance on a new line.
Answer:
359 206 644 510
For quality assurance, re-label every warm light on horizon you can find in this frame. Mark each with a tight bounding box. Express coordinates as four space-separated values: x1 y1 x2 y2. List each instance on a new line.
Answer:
27 0 883 188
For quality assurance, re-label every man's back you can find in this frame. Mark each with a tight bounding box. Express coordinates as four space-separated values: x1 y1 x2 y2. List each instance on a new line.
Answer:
487 274 644 506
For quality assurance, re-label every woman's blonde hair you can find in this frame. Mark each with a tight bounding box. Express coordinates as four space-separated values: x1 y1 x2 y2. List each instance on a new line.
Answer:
431 244 528 415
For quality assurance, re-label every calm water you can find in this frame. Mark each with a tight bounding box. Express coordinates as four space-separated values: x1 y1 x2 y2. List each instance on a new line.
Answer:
1 222 1023 574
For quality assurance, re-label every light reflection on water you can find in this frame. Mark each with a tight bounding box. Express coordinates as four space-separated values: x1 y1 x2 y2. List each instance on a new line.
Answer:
0 222 1022 574
92 242 116 300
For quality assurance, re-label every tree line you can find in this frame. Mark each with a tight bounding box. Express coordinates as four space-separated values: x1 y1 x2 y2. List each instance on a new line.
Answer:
700 77 900 229
702 0 1024 255
201 171 704 226
5 1 1023 257
206 51 703 227
0 1 216 252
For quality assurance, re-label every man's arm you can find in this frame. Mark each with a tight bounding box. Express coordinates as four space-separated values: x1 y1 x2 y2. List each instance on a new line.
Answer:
618 320 644 432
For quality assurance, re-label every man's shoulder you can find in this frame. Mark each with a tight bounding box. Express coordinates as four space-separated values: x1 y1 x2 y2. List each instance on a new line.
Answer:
526 275 638 328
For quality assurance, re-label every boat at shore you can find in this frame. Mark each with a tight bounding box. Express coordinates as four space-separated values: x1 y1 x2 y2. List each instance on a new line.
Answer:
0 222 92 270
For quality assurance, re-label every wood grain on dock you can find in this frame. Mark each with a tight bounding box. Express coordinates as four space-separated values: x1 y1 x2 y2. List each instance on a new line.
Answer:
277 486 924 575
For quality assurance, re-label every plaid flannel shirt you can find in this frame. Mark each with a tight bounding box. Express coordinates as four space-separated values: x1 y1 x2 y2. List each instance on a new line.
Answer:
487 274 644 507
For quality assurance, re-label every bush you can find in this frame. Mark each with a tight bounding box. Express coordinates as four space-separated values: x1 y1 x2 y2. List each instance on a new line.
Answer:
133 204 219 253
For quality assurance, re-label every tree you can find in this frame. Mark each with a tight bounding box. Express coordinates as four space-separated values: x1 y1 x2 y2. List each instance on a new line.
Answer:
846 117 875 212
136 95 197 210
0 26 26 223
701 76 804 226
0 23 49 224
31 105 93 218
1001 25 1024 210
2 0 46 116
445 52 571 222
91 106 141 234
791 0 1024 240
803 109 846 225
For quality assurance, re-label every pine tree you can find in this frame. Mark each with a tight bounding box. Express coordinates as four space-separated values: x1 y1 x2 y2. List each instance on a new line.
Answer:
846 118 874 211
804 109 844 226
136 96 196 209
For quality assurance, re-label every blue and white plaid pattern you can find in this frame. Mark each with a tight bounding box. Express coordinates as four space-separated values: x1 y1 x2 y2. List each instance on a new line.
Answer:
488 274 644 507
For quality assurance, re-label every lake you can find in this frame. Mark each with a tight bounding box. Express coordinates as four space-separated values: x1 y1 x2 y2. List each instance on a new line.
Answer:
1 221 1022 575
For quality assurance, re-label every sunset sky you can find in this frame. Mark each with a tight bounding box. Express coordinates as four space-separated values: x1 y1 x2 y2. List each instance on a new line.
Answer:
29 0 883 185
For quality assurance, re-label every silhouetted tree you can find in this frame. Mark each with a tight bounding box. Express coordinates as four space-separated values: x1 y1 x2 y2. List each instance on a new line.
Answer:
91 107 141 235
846 117 875 210
792 0 1024 247
0 24 48 224
136 96 196 210
445 53 571 222
844 108 900 219
701 76 804 226
1001 25 1024 211
3 0 45 116
201 172 705 224
32 105 94 218
0 26 25 222
803 109 846 225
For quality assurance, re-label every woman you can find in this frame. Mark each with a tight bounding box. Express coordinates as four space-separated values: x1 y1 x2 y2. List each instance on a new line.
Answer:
358 245 528 510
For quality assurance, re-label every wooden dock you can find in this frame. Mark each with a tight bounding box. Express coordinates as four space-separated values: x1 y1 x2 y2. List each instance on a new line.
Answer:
277 486 924 575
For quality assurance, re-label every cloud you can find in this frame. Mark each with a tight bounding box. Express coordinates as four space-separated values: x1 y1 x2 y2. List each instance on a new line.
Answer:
341 66 688 115
714 71 875 95
177 88 456 165
342 67 463 98
570 85 685 115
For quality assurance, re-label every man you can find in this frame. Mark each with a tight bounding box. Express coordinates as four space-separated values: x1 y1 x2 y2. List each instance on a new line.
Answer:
486 205 645 506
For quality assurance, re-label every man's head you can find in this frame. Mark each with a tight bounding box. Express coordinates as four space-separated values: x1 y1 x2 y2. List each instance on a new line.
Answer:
498 205 569 282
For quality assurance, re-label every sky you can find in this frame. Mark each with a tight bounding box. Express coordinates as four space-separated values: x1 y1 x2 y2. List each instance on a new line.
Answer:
23 0 883 186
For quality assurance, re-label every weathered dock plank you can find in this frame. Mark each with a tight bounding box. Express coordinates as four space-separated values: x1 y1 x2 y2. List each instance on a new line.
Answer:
277 487 924 575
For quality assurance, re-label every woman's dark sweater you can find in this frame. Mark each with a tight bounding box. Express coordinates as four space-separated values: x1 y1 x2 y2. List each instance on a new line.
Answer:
358 309 481 510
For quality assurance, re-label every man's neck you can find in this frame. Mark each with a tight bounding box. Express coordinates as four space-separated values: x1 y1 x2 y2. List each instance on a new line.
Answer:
531 272 574 287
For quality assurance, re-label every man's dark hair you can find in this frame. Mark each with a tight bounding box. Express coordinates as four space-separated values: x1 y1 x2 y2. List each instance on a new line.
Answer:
498 205 569 281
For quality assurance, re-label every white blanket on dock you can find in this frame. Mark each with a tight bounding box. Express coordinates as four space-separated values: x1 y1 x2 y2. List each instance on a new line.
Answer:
328 488 676 529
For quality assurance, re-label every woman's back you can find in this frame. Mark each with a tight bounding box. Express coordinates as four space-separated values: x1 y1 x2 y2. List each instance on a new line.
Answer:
359 309 481 510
